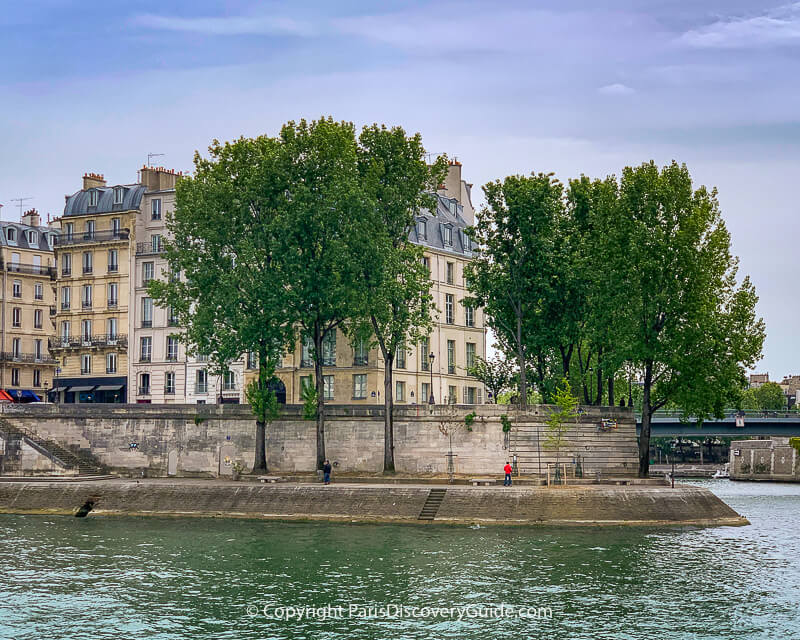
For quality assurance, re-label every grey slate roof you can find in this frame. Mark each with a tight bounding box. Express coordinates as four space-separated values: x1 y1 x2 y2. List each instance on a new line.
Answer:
63 184 146 217
0 221 57 252
410 193 473 257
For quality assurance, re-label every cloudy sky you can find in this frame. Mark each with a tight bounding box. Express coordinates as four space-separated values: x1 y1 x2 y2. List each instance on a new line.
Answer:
1 1 798 377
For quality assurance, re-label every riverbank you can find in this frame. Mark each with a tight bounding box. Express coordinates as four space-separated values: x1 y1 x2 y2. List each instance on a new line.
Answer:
0 479 747 527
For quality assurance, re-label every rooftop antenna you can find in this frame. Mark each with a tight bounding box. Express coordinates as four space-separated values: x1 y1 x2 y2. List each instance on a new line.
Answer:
147 152 165 167
11 197 32 218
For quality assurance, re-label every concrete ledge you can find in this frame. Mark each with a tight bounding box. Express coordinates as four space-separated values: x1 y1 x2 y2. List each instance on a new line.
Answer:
0 479 747 527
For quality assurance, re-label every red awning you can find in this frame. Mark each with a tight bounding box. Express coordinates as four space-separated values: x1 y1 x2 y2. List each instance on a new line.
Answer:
0 390 14 402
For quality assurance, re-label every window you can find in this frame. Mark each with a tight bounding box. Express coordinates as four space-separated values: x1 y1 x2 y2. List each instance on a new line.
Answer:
141 297 152 327
82 251 92 274
396 381 405 402
445 294 454 324
111 218 121 237
140 337 152 362
446 262 454 284
417 219 427 240
82 285 92 308
11 368 19 386
300 375 313 392
10 252 18 268
33 369 41 388
88 190 98 207
448 385 457 404
422 256 430 273
62 253 72 276
443 225 453 246
60 321 70 344
81 354 91 375
151 235 162 253
323 375 334 400
113 187 124 204
34 282 43 300
353 338 368 366
12 280 21 298
465 386 477 404
28 231 37 245
466 342 476 370
301 336 313 367
142 262 154 285
447 340 455 374
34 309 42 329
11 338 20 358
420 338 430 371
167 306 179 326
85 220 95 238
196 369 208 393
6 228 15 242
322 331 336 366
34 339 43 359
107 318 117 340
223 370 236 391
106 353 117 374
247 351 257 370
465 305 475 327
421 382 430 404
139 373 150 396
12 308 21 328
353 374 367 399
81 319 92 342
152 198 162 220
196 353 209 363
463 233 472 252
165 372 176 395
396 341 406 369
167 336 179 361
108 249 118 272
64 222 74 240
108 283 118 308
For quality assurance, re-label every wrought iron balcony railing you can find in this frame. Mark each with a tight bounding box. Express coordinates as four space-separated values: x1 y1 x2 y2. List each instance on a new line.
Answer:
5 263 56 277
54 229 130 246
0 352 58 364
136 242 165 256
48 334 128 350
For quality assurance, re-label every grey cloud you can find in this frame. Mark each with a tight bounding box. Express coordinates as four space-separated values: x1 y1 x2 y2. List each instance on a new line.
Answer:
680 2 800 48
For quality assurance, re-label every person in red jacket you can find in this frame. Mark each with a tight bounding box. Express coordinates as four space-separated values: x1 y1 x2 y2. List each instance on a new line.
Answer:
503 461 513 486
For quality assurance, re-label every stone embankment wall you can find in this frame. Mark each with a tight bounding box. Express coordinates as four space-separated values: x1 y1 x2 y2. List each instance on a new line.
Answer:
0 480 747 527
730 438 799 482
0 404 637 478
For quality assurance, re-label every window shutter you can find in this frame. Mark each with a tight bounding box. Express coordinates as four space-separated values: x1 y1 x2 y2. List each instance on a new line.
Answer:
463 385 468 404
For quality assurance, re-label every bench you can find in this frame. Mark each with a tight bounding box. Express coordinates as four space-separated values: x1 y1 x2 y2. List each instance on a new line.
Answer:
470 478 497 486
258 475 283 484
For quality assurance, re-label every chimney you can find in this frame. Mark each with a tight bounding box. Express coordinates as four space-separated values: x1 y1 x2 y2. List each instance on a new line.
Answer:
83 172 106 190
21 208 41 228
138 165 181 192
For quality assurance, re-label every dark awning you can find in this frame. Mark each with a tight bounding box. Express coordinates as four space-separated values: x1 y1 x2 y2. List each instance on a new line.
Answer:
69 386 96 393
95 385 123 391
50 386 68 393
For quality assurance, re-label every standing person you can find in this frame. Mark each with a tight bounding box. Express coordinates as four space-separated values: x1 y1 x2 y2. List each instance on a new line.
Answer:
323 459 332 485
503 460 513 487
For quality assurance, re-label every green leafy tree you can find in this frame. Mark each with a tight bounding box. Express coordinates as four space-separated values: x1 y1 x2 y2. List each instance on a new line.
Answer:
353 124 445 472
751 382 785 411
149 135 292 473
543 379 579 484
467 355 514 403
602 161 764 477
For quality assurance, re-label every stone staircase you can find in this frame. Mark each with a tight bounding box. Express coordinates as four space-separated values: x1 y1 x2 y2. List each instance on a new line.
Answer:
0 421 104 475
418 488 447 520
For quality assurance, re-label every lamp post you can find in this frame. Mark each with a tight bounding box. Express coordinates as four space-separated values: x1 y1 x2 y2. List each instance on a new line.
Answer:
428 352 435 405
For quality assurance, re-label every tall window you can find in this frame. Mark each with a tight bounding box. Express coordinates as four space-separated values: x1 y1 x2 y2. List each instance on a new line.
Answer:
139 373 150 395
82 284 92 308
81 319 92 342
33 369 41 387
152 199 162 220
167 306 178 326
421 382 430 404
447 340 455 374
111 218 121 237
12 338 20 358
108 283 118 307
60 321 70 342
34 282 43 300
88 190 98 207
107 318 117 340
417 219 427 240
301 336 313 367
81 354 91 374
420 337 430 371
445 294 454 324
29 231 38 245
300 375 313 392
443 225 453 246
165 371 176 395
223 370 236 391
247 351 257 369
353 338 368 366
34 309 42 329
12 308 21 328
62 253 72 275
422 256 430 273
448 385 457 404
396 381 405 402
142 262 154 285
140 336 152 362
446 262 454 284
465 306 475 327
323 375 334 400
353 374 367 399
34 339 42 360
151 234 162 253
466 342 476 370
465 386 477 404
64 222 74 240
12 280 21 297
85 220 95 238
108 249 118 272
11 368 19 386
106 352 117 374
322 331 336 366
6 227 15 243
196 369 208 393
141 297 153 327
82 251 92 274
113 187 124 204
395 341 406 369
61 287 71 310
167 336 179 361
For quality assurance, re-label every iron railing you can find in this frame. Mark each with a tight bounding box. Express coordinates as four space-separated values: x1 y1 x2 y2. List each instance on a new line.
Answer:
54 229 129 246
5 263 56 277
48 334 128 350
0 352 58 364
136 242 165 256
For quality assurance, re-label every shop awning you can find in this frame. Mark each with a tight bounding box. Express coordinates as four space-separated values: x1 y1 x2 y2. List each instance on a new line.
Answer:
95 385 123 391
50 386 68 394
21 390 41 402
0 390 13 402
4 389 22 399
69 386 96 393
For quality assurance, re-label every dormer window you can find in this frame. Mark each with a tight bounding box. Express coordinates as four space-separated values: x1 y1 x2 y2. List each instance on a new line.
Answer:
6 228 15 243
113 187 124 205
449 199 457 215
462 231 472 252
88 190 99 207
442 224 453 246
28 231 37 245
417 219 427 241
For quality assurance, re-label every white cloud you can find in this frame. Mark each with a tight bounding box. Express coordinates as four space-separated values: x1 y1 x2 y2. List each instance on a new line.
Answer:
132 13 316 37
597 83 635 96
680 3 800 49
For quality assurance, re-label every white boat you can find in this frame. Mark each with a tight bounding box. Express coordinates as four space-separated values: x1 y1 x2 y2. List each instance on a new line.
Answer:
712 464 730 479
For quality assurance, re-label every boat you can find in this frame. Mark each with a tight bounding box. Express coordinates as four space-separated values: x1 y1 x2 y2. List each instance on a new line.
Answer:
712 464 730 479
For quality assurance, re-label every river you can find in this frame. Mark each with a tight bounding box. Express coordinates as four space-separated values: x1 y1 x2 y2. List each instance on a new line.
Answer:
1 480 798 639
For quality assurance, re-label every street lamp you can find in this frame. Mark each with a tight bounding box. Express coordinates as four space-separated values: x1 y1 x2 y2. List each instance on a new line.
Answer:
428 352 435 405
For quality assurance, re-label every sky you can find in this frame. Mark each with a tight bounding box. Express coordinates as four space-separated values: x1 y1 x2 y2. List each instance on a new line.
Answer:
1 0 798 378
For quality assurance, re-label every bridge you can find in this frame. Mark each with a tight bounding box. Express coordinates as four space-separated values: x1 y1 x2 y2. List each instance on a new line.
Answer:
635 411 800 437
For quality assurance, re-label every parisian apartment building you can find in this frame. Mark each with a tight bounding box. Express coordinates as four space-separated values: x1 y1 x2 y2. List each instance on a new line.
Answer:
0 209 59 401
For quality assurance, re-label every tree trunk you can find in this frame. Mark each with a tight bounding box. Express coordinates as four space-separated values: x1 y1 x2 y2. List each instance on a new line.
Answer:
383 353 395 473
638 359 653 478
607 376 615 407
314 322 326 471
595 346 603 406
516 314 527 408
254 420 267 473
559 344 573 379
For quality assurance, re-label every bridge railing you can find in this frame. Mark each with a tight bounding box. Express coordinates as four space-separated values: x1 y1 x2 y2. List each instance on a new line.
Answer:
643 409 800 421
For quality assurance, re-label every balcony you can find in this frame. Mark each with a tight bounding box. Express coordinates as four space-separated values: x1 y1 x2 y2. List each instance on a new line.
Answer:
138 387 151 396
448 364 456 374
48 334 128 351
83 266 93 275
106 367 117 374
108 299 118 309
61 268 71 277
108 264 119 273
195 383 208 394
35 294 43 301
81 368 91 375
140 354 151 363
0 352 58 364
136 242 165 256
61 302 71 310
166 354 178 362
54 229 129 246
82 301 92 309
165 387 175 395
5 263 56 277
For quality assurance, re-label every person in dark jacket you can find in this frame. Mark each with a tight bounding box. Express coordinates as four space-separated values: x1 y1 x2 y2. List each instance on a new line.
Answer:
323 460 332 485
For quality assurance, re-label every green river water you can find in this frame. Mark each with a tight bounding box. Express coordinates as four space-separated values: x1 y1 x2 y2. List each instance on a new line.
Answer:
1 480 799 639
